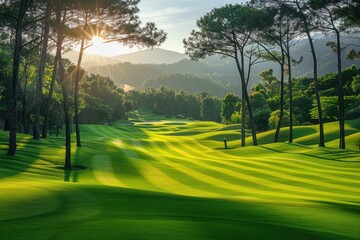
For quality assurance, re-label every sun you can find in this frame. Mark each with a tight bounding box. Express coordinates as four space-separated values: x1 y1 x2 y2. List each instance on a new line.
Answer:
91 36 104 46
85 36 139 57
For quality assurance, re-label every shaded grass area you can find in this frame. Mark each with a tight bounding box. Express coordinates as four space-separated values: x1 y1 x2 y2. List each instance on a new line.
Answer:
0 116 359 239
1 184 357 240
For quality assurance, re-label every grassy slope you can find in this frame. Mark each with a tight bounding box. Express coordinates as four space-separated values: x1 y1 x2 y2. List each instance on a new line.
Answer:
0 115 359 240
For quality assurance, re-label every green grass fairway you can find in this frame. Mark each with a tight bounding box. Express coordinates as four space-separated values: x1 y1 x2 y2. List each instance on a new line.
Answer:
0 117 359 240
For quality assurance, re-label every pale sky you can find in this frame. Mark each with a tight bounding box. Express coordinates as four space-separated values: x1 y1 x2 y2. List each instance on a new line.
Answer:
86 0 246 56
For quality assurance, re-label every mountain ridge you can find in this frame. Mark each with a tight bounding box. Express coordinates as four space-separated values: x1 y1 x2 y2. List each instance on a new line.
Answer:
65 39 360 97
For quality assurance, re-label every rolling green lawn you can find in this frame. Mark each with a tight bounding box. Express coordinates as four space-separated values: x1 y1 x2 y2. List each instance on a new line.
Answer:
0 115 359 240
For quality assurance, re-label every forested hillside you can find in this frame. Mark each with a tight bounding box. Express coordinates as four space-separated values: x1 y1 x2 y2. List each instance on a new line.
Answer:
142 74 229 98
84 38 360 94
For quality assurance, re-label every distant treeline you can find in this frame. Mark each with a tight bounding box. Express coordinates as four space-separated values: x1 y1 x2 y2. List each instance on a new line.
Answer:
127 87 221 122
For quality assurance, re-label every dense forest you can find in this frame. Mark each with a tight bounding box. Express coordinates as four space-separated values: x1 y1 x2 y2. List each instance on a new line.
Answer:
0 0 359 170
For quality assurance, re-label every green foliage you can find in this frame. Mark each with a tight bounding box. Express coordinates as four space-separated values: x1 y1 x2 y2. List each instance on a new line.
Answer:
268 109 289 129
221 93 240 124
231 111 241 124
254 107 272 131
127 87 220 121
319 65 360 96
0 42 11 114
250 90 272 131
142 73 228 98
200 97 221 122
292 77 317 124
310 96 360 122
258 69 280 98
352 75 360 94
310 96 338 122
80 74 126 124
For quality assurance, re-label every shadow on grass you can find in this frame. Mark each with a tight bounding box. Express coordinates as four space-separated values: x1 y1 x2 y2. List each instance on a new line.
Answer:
63 168 83 182
1 183 350 240
0 131 46 179
259 144 360 163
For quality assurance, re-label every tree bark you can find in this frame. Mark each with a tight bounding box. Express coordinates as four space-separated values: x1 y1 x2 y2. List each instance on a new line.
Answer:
274 49 285 143
241 81 246 147
55 0 71 169
234 45 258 147
8 2 29 155
235 53 246 147
59 65 72 169
244 88 257 146
335 30 345 149
286 43 293 143
306 29 325 147
296 1 325 147
33 3 50 139
74 38 85 147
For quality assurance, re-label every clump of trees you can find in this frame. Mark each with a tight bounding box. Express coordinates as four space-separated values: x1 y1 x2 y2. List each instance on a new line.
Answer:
184 0 360 149
219 66 360 139
0 0 166 169
126 87 221 122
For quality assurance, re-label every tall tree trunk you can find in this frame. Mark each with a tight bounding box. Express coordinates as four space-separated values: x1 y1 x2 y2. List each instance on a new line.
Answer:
235 54 246 147
275 32 286 143
55 0 71 170
306 30 325 147
274 63 285 143
297 2 325 147
59 63 72 169
74 38 85 147
21 73 29 134
287 44 293 143
244 88 257 146
33 3 50 139
335 30 345 149
241 82 246 147
8 3 27 155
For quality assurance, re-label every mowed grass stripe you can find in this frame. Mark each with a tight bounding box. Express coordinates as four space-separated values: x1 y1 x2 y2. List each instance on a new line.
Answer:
91 154 127 188
180 139 360 183
155 139 360 202
129 139 226 197
167 139 360 192
174 140 360 186
110 139 167 192
147 140 274 199
77 124 357 202
166 140 360 200
216 145 360 173
112 139 219 197
144 140 349 202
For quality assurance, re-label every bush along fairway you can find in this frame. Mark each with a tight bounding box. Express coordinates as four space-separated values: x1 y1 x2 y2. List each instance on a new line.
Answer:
0 116 359 240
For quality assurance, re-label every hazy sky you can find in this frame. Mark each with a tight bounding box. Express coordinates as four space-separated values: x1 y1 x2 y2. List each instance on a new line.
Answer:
87 0 246 56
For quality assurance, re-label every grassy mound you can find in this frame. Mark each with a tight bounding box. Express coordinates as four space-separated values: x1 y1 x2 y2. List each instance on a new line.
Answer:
0 117 359 239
